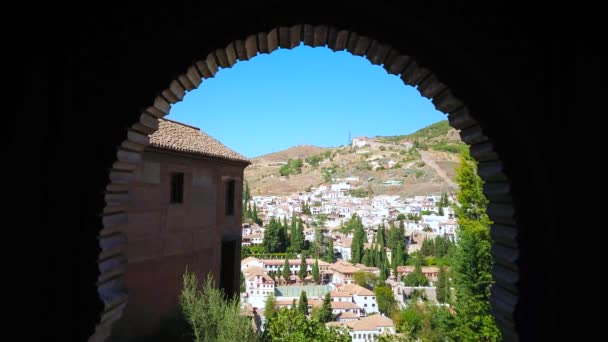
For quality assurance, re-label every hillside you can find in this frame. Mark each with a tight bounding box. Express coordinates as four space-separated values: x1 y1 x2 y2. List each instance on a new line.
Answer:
244 120 465 197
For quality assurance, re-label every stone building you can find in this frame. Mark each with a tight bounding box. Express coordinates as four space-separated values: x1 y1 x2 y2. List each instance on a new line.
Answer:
111 118 250 340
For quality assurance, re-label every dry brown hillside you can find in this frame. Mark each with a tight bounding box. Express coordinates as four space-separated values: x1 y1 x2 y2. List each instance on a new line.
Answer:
244 120 465 197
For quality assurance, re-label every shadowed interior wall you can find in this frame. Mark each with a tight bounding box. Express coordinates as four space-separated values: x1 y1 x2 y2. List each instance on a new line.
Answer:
11 2 580 341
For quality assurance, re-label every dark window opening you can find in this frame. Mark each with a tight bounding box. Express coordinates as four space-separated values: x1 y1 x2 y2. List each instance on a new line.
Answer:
220 239 237 298
225 180 235 215
170 172 184 203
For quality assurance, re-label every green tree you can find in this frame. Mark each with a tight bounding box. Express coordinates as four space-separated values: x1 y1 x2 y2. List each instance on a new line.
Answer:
264 307 350 342
450 148 500 341
298 253 308 283
240 271 246 293
420 238 434 257
263 217 288 253
179 272 257 342
324 238 335 263
265 293 277 321
252 202 260 225
283 256 291 282
318 292 335 323
436 266 450 303
298 291 309 316
438 205 444 216
403 253 429 287
375 284 397 316
361 249 371 266
350 214 367 263
312 259 320 284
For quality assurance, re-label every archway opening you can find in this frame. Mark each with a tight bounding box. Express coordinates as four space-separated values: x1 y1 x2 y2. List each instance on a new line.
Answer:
96 26 518 342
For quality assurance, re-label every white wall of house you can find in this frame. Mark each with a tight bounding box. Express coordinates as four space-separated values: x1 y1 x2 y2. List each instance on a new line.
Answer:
349 327 396 342
353 294 378 315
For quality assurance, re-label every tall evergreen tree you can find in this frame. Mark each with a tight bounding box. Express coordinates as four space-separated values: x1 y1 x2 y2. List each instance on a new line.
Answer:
298 253 308 283
438 205 445 216
350 214 366 264
289 215 297 247
264 293 277 321
436 266 450 303
283 255 291 283
451 148 500 341
361 249 370 266
312 259 320 284
318 292 334 323
289 218 305 253
298 291 309 316
283 216 289 238
324 238 335 263
252 203 260 225
421 238 435 257
276 267 283 284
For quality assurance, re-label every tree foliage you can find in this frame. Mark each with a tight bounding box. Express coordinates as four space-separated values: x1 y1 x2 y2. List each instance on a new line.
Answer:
349 214 367 263
312 259 320 284
263 307 350 342
298 291 309 316
283 256 291 282
374 284 397 317
263 217 288 253
450 148 500 341
179 272 257 342
279 158 303 176
298 253 308 282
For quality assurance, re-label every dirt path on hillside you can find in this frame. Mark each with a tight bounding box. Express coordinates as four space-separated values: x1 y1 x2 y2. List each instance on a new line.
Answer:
420 151 458 189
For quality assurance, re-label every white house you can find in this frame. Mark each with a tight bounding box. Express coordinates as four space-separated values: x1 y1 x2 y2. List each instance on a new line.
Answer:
352 136 370 148
348 315 395 342
242 266 275 309
330 300 362 316
242 233 264 246
326 314 396 342
334 237 352 261
331 182 352 192
335 283 378 315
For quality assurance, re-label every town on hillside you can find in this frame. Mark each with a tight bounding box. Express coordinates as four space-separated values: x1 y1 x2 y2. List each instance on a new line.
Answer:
240 178 457 341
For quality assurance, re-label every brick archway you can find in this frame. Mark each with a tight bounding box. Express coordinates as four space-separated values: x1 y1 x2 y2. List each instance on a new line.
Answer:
95 26 519 341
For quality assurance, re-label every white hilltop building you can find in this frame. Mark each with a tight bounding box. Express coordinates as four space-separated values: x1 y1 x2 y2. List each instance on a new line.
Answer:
352 136 371 148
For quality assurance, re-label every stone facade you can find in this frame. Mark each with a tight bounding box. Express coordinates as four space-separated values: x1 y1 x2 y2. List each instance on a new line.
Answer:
110 121 249 341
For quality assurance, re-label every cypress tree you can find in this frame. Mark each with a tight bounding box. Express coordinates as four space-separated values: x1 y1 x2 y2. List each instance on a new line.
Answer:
436 266 450 303
298 253 308 283
298 291 309 316
325 238 335 263
451 148 500 341
319 292 334 323
283 255 291 283
361 249 370 266
312 259 320 284
350 215 366 264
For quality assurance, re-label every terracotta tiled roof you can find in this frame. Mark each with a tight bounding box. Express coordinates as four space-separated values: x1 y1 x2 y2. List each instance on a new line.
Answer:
149 118 250 163
329 261 360 274
337 312 359 319
337 284 374 296
349 314 394 331
397 266 440 274
331 301 360 309
330 291 353 297
262 259 330 266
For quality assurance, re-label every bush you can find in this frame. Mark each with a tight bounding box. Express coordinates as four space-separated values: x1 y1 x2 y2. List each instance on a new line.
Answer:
180 272 258 342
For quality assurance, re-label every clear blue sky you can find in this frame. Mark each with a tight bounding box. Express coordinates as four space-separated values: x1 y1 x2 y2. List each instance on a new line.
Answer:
167 44 446 158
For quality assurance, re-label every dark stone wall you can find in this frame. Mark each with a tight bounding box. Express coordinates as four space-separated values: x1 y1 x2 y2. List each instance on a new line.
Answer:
12 2 582 341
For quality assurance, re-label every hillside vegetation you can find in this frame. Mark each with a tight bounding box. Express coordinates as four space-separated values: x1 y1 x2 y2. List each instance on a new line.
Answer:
244 120 465 197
